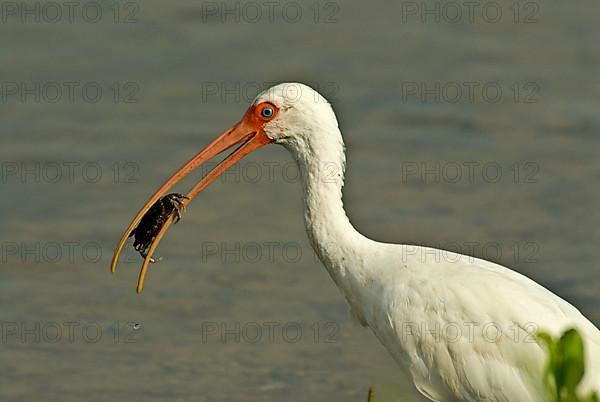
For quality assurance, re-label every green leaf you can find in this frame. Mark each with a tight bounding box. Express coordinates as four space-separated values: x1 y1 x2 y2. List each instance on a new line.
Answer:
537 331 554 347
557 329 586 395
537 328 596 402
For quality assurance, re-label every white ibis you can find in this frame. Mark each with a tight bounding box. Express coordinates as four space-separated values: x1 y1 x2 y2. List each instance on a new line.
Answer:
111 83 600 401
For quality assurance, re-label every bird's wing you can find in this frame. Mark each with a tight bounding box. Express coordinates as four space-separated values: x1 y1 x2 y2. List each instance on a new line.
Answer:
366 245 600 402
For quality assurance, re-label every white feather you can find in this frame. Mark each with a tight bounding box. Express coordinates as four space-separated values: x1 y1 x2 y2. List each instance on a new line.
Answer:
256 83 600 401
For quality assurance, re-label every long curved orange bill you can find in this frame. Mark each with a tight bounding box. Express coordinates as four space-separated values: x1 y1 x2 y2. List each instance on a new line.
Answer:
110 119 272 293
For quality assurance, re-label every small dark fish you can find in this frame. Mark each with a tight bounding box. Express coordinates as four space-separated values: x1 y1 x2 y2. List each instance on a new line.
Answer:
129 193 188 262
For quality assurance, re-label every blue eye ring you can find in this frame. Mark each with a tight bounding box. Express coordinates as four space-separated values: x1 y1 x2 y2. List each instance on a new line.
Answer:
261 107 274 118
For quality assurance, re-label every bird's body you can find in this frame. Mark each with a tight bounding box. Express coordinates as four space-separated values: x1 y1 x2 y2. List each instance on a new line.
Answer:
318 240 600 401
112 82 600 401
274 83 600 401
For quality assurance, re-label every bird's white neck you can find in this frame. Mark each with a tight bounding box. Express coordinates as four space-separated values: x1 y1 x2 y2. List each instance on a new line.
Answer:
300 157 357 272
281 125 377 305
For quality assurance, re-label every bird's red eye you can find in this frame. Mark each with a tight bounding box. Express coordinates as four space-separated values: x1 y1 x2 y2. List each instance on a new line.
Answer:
257 103 277 120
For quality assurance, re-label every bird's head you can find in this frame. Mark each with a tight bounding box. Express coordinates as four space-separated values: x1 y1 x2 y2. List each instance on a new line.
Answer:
249 82 339 146
111 82 342 292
